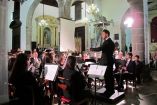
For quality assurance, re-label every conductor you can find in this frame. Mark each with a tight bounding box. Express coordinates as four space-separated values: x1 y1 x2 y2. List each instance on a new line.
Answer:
90 29 115 98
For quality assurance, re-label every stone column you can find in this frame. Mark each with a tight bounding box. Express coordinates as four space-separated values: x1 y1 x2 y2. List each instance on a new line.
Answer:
64 0 72 19
57 0 72 19
128 0 145 60
143 0 150 64
10 0 21 49
26 25 32 50
37 25 40 45
0 0 9 103
41 26 44 47
57 0 65 18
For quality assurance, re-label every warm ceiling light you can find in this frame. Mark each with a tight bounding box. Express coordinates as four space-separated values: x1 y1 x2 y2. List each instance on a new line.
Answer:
39 4 48 26
124 17 134 27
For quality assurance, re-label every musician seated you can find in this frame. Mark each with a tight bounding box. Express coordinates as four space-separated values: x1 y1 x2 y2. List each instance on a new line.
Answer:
58 56 88 104
9 53 43 105
114 52 135 91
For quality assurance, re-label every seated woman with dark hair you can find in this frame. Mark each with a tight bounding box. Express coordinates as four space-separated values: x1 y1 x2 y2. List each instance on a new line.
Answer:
9 53 43 105
60 56 88 104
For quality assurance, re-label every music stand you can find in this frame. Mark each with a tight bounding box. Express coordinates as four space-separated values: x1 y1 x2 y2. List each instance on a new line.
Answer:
44 64 59 81
44 64 59 105
88 65 107 105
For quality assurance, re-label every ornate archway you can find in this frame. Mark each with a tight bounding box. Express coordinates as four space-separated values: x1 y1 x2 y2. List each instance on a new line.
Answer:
26 0 59 50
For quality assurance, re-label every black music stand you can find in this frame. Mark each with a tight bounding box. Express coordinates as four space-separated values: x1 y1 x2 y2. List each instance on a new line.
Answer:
88 65 107 105
44 64 59 105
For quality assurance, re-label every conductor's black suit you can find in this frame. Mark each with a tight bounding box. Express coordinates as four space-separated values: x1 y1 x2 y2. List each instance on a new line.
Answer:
91 37 115 97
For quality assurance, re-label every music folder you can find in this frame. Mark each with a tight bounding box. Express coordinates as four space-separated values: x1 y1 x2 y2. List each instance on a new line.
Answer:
87 65 107 79
44 64 58 81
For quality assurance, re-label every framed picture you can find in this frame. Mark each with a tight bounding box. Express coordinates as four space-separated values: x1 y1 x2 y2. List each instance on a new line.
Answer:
114 34 119 40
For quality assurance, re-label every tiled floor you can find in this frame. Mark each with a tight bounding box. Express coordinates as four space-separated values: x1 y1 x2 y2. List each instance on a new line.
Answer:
98 70 157 105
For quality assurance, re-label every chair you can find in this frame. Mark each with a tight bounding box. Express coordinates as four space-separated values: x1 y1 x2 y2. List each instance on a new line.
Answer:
124 73 136 88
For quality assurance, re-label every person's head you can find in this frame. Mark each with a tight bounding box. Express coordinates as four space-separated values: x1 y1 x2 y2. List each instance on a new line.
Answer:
24 50 32 59
9 53 29 83
126 52 133 60
58 52 66 65
118 51 124 59
101 29 110 40
32 51 38 58
134 55 140 61
44 53 52 64
82 52 89 61
65 56 76 70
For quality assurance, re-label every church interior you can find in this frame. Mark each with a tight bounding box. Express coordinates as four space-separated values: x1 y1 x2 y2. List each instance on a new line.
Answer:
0 0 157 105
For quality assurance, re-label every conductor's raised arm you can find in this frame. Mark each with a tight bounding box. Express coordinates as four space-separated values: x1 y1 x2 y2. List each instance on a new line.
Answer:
90 46 102 52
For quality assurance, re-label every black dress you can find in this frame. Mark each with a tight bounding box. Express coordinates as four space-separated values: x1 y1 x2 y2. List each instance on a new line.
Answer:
63 69 86 103
12 71 43 105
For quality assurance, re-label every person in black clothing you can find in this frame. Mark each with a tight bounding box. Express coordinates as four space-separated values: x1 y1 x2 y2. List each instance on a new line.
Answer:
123 52 136 87
62 56 87 104
134 55 143 84
124 53 136 74
114 51 126 91
90 29 115 98
9 53 43 105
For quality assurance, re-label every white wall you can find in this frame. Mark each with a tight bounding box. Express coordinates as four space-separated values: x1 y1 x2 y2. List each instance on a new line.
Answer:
32 4 59 41
71 5 75 20
149 10 157 22
0 0 9 103
101 0 129 49
7 1 14 51
72 0 129 49
8 0 78 50
7 0 37 51
7 0 130 51
20 0 35 50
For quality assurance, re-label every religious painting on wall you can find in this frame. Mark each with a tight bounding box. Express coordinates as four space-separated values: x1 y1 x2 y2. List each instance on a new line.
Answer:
43 27 51 48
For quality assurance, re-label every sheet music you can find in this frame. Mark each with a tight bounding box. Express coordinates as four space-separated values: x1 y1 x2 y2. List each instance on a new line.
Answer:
88 65 107 78
45 64 58 81
97 65 107 77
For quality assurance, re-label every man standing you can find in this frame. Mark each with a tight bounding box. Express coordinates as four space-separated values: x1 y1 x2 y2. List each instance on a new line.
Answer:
90 29 115 98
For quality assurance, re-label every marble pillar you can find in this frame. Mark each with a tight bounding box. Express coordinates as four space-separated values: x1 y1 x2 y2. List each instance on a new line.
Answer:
128 0 145 60
64 0 72 19
26 25 32 50
57 0 65 18
57 0 71 19
0 0 9 103
143 0 150 64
